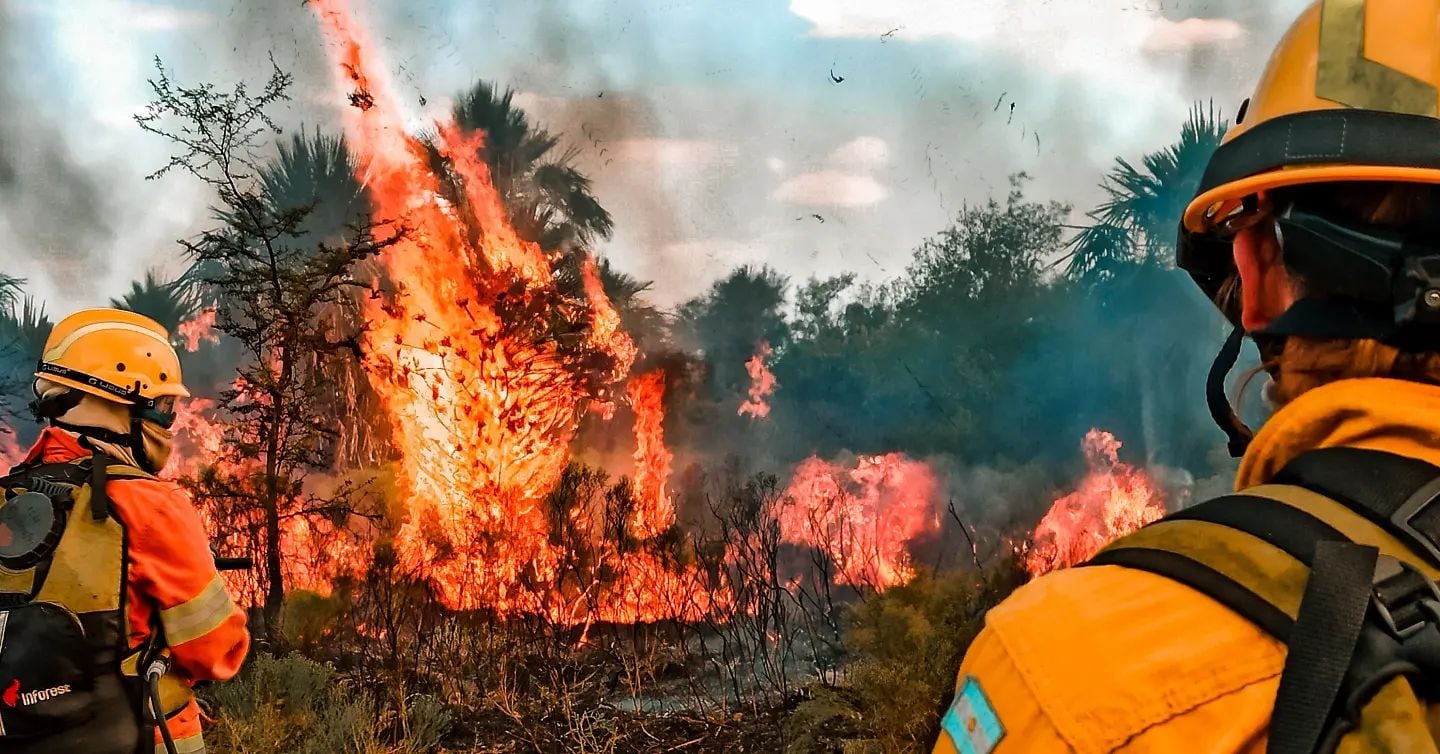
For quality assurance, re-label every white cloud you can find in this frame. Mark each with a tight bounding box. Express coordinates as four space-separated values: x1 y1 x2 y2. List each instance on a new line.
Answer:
120 2 213 31
11 0 212 30
827 136 889 171
785 1 1280 122
766 156 787 174
772 170 890 208
613 138 739 167
1142 18 1246 53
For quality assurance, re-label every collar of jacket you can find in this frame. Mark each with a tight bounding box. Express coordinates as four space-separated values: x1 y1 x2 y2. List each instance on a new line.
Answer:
1237 377 1440 489
20 426 90 466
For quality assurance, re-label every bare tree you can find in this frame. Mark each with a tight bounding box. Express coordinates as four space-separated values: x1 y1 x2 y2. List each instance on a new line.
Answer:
137 57 399 636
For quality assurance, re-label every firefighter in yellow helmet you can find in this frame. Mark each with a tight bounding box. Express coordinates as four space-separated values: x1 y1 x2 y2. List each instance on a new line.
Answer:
936 2 1440 752
2 308 248 753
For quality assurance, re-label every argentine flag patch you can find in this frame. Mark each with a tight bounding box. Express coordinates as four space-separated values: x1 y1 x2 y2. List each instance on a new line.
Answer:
941 676 1005 754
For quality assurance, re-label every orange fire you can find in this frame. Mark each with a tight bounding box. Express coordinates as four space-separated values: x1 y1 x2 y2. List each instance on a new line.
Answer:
1025 428 1166 578
738 341 777 419
778 453 940 589
167 396 225 481
583 256 636 420
309 0 714 621
176 308 220 353
626 370 674 539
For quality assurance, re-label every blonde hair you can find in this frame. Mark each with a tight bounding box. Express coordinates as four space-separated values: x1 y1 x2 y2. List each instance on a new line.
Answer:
1245 181 1440 406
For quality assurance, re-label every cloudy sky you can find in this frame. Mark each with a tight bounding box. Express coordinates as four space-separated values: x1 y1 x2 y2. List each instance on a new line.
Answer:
0 0 1313 309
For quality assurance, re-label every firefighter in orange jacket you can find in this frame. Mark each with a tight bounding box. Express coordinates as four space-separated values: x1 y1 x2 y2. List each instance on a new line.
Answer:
937 2 1440 753
2 308 248 753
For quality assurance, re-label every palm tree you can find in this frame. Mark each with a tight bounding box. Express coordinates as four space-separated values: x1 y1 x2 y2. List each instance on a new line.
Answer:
260 128 370 247
0 295 52 424
1066 102 1228 283
1064 103 1232 468
111 270 202 334
0 274 22 313
597 258 667 355
177 129 370 310
432 80 614 253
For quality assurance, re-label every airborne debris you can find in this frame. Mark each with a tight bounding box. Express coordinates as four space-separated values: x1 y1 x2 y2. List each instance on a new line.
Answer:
348 88 374 110
829 67 845 84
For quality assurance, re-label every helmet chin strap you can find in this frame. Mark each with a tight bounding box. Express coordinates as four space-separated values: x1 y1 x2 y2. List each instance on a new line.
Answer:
44 386 163 474
1207 325 1255 458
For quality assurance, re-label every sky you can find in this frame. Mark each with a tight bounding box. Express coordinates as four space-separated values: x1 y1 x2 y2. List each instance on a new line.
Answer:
0 0 1314 310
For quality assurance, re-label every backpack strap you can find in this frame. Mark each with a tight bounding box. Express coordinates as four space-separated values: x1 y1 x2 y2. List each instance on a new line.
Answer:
1086 449 1440 754
83 456 156 523
1274 447 1440 568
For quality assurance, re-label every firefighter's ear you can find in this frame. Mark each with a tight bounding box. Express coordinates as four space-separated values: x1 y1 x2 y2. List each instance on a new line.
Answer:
1233 221 1296 332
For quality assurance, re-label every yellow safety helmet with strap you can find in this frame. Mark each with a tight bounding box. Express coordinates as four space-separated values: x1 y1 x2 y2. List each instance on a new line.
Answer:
30 309 189 474
1183 0 1440 242
1177 0 1440 457
34 308 189 405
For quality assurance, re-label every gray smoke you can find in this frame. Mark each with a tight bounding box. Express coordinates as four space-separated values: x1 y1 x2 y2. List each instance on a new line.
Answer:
0 1 116 299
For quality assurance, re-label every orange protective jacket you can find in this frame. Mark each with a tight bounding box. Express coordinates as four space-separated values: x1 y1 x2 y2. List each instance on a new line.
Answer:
934 377 1440 754
19 427 250 744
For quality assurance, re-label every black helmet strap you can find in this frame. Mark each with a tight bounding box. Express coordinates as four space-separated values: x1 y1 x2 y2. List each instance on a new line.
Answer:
38 384 164 474
1208 325 1255 458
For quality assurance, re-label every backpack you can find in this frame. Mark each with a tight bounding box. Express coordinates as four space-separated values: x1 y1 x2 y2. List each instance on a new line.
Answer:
1087 446 1440 754
0 454 169 754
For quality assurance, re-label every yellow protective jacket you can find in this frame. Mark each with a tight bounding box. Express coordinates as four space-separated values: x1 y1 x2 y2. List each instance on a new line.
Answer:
934 377 1440 754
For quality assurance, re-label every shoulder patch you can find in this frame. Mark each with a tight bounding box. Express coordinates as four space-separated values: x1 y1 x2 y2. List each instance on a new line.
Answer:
941 675 1005 754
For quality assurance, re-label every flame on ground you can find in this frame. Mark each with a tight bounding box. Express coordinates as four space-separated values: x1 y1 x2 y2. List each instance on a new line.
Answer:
778 453 940 589
1024 428 1165 578
738 341 777 420
169 390 369 602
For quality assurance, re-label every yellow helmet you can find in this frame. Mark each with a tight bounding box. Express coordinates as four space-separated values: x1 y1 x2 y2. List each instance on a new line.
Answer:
1179 0 1440 457
1183 0 1440 238
35 308 190 405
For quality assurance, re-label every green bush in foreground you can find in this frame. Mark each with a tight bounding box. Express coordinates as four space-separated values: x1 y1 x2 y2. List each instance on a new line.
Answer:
785 557 1025 754
202 653 451 754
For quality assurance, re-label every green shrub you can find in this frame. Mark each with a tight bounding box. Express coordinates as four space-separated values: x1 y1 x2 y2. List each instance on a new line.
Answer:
841 558 1024 754
281 590 348 652
202 653 389 754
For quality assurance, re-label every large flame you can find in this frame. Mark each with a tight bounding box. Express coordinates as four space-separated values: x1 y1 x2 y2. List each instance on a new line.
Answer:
309 0 715 621
626 370 674 540
778 453 940 589
1025 428 1166 578
738 341 777 420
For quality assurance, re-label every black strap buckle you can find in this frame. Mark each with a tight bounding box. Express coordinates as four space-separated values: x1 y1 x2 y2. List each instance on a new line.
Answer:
1371 555 1440 640
1389 477 1440 567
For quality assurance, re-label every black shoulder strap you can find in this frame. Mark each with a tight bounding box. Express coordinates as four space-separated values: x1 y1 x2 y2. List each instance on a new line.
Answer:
1087 447 1440 754
1273 447 1440 567
90 454 111 522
